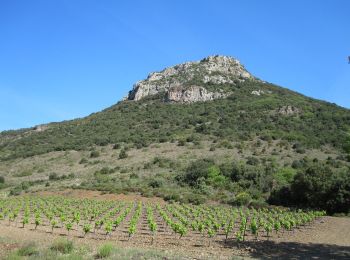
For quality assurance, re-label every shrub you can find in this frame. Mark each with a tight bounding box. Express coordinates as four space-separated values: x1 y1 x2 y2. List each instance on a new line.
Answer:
207 166 226 187
164 193 181 202
99 167 114 175
113 143 121 149
296 148 306 154
177 139 186 146
97 243 114 258
17 243 38 256
79 158 88 164
14 171 32 177
231 192 252 206
273 167 296 187
0 176 4 184
49 172 59 180
291 160 302 169
187 194 206 205
149 179 163 188
130 173 138 179
183 159 215 186
152 156 172 168
118 149 128 159
90 151 100 158
269 163 350 214
50 239 74 254
246 156 259 166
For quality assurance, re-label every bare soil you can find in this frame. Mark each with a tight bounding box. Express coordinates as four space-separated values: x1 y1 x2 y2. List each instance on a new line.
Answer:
34 189 166 203
0 212 349 259
1 190 349 259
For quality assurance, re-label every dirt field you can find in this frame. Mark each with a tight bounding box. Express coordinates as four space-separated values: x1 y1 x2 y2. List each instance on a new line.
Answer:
0 195 349 260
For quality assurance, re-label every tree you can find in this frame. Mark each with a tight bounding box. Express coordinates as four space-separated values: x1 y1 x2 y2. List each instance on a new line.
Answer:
273 167 297 187
326 171 350 214
290 164 333 208
269 163 350 214
183 159 215 186
207 166 226 187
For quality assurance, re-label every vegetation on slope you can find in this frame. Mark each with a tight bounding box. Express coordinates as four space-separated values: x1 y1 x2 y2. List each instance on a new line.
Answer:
0 76 349 214
1 80 349 160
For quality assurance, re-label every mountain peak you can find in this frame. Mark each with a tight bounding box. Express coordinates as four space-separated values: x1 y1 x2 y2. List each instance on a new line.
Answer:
127 55 255 102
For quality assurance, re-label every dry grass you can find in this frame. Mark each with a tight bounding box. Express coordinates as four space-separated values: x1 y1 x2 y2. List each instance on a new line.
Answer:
0 140 342 197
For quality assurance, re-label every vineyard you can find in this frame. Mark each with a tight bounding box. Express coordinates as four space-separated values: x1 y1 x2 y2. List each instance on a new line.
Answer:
0 196 326 248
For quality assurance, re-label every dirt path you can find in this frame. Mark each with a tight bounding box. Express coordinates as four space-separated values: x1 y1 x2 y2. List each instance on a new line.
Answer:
226 216 350 259
278 216 350 246
0 216 349 259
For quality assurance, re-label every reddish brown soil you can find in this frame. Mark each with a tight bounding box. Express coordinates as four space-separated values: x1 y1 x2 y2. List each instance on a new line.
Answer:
33 189 166 203
1 191 349 259
1 216 349 259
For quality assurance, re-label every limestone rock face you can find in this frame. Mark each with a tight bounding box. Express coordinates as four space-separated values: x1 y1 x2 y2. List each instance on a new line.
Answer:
278 106 301 115
128 55 255 103
166 86 227 103
34 124 48 132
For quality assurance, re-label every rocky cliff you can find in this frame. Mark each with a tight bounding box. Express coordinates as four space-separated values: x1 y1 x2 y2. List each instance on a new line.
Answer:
128 55 256 103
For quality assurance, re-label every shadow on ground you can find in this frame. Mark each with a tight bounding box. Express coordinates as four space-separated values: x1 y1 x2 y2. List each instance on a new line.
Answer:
220 239 350 259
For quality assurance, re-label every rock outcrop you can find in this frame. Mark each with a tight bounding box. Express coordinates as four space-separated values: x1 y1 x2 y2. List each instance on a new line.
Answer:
34 124 49 132
278 105 301 115
128 55 255 103
166 86 226 103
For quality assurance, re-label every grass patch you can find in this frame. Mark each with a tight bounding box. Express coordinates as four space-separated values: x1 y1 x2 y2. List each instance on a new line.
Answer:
17 243 39 256
13 171 32 177
96 243 114 258
110 247 185 260
50 239 74 254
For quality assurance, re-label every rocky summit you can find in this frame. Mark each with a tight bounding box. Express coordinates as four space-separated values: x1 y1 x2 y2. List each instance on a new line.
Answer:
128 55 255 103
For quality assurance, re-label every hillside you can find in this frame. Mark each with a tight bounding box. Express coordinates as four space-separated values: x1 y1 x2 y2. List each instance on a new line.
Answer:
0 55 349 213
1 56 349 160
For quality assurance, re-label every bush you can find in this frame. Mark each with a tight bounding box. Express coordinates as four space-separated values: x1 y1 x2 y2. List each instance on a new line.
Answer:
0 176 4 184
49 172 59 181
17 243 39 256
291 160 302 169
273 167 296 187
130 173 138 179
113 143 121 149
90 151 100 158
207 166 226 187
231 192 252 206
149 179 163 188
177 139 186 146
13 171 32 177
187 194 206 205
182 159 215 186
164 193 181 202
79 158 88 164
50 239 74 254
97 243 114 258
118 149 128 159
269 164 350 214
99 167 114 175
246 156 259 165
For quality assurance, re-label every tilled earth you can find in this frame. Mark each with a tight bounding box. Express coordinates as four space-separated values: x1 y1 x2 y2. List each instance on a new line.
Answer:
0 216 349 259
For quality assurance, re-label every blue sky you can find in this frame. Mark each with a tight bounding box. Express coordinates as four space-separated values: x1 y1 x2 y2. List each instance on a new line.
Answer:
0 0 349 131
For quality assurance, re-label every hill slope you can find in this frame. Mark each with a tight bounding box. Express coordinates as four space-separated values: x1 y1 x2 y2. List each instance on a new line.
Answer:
0 56 349 160
0 55 349 213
